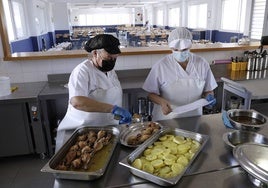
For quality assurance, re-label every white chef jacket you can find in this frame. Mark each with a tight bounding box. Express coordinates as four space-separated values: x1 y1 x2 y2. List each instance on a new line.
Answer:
57 59 122 131
142 52 217 119
55 59 122 152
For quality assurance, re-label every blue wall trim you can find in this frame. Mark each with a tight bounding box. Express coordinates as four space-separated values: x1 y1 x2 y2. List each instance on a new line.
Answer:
55 30 69 35
10 38 34 53
213 30 243 43
10 32 56 53
10 27 244 52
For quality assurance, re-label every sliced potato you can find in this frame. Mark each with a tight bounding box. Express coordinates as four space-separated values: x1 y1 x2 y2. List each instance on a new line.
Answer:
171 163 184 174
184 152 195 160
159 166 171 174
159 135 168 141
143 148 152 156
166 134 175 141
173 135 186 144
177 144 191 154
151 148 164 155
132 159 142 169
153 141 163 146
177 156 188 167
146 154 157 161
142 162 154 174
163 154 177 161
151 159 164 168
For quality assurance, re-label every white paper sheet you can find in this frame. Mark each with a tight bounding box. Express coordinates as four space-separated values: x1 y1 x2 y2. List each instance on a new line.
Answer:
172 99 212 115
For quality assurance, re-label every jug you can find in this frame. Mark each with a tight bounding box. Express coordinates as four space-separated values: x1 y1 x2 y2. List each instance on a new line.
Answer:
247 56 255 71
264 55 268 69
0 76 11 97
138 97 147 115
255 54 264 70
147 99 153 121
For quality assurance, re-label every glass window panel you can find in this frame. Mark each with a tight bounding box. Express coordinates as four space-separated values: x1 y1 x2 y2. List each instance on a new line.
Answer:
169 7 180 27
11 0 27 39
79 15 86 25
2 0 14 41
250 0 266 39
3 0 28 40
188 3 207 28
156 9 163 26
221 0 246 32
81 12 131 26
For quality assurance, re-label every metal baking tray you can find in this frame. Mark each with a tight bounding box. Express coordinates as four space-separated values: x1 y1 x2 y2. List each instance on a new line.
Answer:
41 126 120 180
119 128 209 186
120 122 162 147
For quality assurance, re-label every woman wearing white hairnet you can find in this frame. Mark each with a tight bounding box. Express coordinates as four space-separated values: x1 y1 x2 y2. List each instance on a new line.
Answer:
142 27 217 121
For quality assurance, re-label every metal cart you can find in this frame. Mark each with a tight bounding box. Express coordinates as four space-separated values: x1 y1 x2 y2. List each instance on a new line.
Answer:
221 77 268 112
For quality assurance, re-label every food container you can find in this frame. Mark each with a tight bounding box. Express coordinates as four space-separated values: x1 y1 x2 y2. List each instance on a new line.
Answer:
227 109 268 131
0 76 11 97
233 143 268 187
119 128 209 186
41 126 120 180
222 130 268 149
120 121 162 147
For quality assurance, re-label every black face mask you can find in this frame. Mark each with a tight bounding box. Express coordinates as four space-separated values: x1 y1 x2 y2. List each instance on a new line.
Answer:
97 59 116 72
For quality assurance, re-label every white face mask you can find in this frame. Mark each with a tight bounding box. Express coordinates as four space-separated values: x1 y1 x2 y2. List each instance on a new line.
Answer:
173 50 189 62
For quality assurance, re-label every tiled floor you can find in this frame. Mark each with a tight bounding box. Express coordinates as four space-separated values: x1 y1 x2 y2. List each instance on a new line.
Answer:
0 154 55 188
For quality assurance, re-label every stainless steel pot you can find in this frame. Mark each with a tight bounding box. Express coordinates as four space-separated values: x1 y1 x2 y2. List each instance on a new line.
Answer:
227 109 268 131
233 143 268 187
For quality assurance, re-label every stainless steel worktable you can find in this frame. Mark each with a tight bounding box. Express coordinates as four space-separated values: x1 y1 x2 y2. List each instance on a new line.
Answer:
0 82 47 102
50 113 268 188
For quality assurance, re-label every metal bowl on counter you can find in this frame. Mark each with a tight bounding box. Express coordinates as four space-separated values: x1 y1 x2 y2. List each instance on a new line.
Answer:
223 130 268 149
227 109 268 131
233 143 268 187
120 121 162 148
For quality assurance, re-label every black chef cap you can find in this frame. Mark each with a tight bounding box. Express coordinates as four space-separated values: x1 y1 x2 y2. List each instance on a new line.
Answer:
84 34 121 54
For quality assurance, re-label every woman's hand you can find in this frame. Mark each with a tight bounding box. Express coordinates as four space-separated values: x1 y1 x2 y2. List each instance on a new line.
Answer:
148 93 172 115
112 105 132 124
160 99 172 115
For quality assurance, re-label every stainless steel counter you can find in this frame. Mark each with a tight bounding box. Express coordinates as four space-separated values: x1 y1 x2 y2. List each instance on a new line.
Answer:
0 82 47 102
50 113 268 188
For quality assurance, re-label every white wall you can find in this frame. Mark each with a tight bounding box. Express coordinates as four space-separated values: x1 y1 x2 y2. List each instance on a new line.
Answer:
52 3 69 30
0 46 244 84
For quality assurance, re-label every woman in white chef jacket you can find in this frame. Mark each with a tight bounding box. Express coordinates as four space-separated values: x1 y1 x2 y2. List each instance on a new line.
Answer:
55 34 132 152
142 27 218 121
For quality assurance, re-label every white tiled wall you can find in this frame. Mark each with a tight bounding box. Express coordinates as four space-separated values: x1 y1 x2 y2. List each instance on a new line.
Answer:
0 50 244 83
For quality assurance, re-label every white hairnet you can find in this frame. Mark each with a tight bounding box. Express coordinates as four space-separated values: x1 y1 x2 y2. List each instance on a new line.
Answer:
168 27 193 43
168 27 193 50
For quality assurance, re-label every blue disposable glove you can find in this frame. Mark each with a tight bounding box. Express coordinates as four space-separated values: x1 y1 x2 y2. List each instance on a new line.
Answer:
222 110 234 129
112 105 132 124
205 94 216 108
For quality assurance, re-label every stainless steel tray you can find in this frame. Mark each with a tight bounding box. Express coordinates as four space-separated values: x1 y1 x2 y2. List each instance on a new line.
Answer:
119 128 209 186
41 126 120 180
120 122 162 147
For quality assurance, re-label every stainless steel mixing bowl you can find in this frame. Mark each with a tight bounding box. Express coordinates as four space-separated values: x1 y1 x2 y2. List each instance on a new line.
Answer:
223 130 268 149
227 109 268 131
